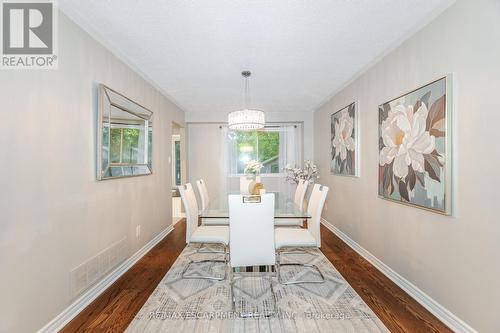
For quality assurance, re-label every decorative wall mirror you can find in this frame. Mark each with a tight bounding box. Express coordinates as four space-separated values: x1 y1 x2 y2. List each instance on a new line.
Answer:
97 85 153 180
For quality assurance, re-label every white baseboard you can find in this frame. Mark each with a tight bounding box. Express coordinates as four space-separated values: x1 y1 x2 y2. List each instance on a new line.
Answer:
321 218 476 333
37 224 175 333
173 215 185 225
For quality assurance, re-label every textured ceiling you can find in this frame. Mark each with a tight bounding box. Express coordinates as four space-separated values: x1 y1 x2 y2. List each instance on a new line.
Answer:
59 0 454 115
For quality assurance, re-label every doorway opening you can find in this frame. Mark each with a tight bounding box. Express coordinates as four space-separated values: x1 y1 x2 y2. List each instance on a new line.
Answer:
172 122 185 224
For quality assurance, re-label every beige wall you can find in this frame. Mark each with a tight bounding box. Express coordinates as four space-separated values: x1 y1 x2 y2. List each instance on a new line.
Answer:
314 1 499 332
0 13 185 333
187 123 226 200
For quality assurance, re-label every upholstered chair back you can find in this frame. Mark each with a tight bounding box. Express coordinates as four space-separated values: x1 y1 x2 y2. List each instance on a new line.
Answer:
229 194 275 267
307 184 329 247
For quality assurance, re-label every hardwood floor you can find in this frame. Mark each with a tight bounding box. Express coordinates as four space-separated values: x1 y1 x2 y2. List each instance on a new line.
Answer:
61 220 451 332
319 228 451 333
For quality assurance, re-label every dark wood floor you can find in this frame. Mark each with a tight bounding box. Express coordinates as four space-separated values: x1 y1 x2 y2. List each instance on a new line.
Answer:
61 220 451 332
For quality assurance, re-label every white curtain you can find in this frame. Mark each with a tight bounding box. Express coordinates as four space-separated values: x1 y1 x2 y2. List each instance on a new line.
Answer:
219 125 230 196
279 125 301 171
278 124 302 196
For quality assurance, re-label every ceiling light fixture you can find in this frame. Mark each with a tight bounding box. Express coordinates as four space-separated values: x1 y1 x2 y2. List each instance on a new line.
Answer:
228 71 265 131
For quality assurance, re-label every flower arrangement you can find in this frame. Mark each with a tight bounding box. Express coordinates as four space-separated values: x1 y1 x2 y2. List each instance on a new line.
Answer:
284 160 319 184
244 160 263 175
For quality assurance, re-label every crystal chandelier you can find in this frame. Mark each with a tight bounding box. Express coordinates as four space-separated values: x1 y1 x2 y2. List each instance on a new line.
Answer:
228 71 265 131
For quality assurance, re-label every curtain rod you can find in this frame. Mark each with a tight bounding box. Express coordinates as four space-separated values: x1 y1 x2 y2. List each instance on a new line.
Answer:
218 125 297 129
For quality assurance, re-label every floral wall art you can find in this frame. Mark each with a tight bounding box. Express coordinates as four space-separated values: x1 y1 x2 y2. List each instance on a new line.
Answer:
378 76 452 214
331 102 358 176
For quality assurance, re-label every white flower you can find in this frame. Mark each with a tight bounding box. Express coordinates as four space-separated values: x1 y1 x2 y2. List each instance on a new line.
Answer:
379 103 435 178
244 160 263 174
284 160 319 184
332 110 355 161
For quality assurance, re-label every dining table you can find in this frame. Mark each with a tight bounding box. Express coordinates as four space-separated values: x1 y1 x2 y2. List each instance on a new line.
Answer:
199 192 311 220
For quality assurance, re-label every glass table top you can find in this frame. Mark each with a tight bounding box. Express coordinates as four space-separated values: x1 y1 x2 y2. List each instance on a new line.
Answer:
199 192 311 219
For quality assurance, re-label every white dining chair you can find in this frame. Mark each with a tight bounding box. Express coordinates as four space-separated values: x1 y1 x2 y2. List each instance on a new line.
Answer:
178 183 229 281
229 193 277 317
275 183 329 284
196 179 229 225
274 179 309 226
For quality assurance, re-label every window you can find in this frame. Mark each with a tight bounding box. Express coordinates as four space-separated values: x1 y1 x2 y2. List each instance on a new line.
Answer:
110 127 140 163
234 130 280 174
227 125 301 176
103 124 151 166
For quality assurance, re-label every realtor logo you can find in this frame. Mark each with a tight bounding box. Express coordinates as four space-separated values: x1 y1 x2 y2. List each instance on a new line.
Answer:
1 0 58 69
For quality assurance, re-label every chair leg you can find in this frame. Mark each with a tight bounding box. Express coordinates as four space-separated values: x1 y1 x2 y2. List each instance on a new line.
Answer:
268 268 278 313
279 249 309 256
197 243 226 254
231 265 277 318
276 249 325 285
276 251 281 279
182 244 228 281
229 267 236 313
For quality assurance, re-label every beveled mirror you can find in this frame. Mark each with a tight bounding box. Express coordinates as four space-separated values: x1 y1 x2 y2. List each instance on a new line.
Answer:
97 85 153 180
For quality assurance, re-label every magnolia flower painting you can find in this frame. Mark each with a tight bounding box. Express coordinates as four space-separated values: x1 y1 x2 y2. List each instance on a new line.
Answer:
378 77 451 214
331 102 358 176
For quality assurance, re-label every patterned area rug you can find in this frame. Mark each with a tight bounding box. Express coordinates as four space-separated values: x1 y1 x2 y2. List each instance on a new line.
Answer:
126 244 388 333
